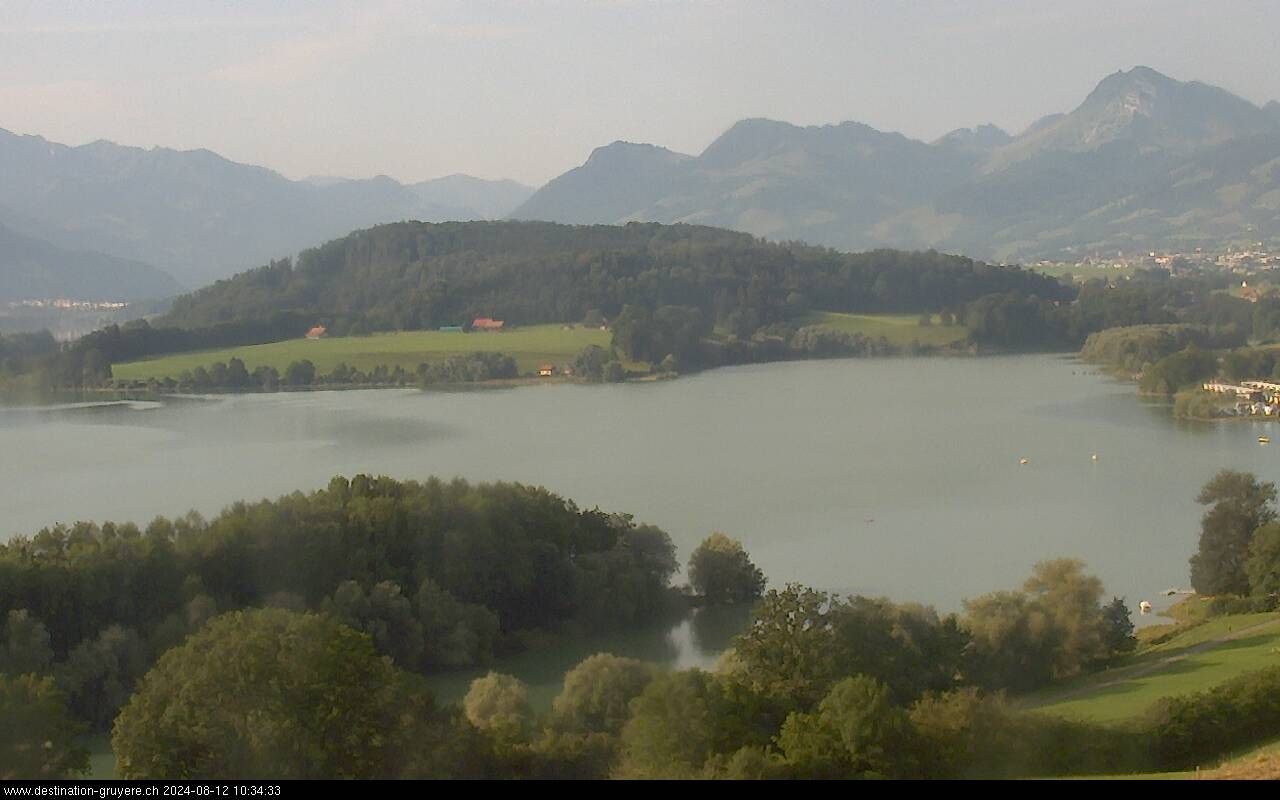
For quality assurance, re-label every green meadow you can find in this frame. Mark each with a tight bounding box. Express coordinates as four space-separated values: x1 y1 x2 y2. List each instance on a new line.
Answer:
1025 612 1280 724
111 324 612 381
798 311 969 347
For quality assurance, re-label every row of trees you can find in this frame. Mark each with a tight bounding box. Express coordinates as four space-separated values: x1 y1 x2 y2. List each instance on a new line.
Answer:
9 597 1257 780
130 353 528 392
28 550 1136 779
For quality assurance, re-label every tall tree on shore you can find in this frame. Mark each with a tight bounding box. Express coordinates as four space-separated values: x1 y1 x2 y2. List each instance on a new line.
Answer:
1190 470 1276 596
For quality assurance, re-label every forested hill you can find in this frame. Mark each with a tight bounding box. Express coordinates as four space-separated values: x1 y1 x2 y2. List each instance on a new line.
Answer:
161 220 1067 334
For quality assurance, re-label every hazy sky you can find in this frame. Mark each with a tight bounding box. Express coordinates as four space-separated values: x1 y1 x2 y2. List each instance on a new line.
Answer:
3 0 1279 186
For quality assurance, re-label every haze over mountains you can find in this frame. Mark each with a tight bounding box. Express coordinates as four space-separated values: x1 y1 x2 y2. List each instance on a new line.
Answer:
514 67 1280 262
0 223 182 303
3 66 1278 305
0 127 534 296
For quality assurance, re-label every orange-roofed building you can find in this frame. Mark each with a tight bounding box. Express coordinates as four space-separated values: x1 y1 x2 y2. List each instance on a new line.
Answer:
305 325 327 339
472 317 505 331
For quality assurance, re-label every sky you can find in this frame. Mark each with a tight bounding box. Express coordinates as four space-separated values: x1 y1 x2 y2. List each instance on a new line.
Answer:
3 0 1279 187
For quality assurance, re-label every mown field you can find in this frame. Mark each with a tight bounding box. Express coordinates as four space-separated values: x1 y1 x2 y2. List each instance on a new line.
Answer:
1029 263 1138 283
1024 612 1280 724
798 311 969 347
111 325 613 381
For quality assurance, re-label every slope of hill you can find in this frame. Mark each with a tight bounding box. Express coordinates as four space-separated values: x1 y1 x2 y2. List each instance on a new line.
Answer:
158 219 1065 335
0 128 533 287
985 66 1276 169
0 223 182 303
510 142 693 224
512 66 1280 261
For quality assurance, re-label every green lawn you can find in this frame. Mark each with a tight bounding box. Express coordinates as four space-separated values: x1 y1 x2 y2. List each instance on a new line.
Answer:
112 325 613 382
1030 263 1138 283
797 311 968 347
1024 613 1280 724
86 734 114 779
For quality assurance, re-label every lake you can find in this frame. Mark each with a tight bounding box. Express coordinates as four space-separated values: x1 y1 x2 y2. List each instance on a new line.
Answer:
3 355 1274 704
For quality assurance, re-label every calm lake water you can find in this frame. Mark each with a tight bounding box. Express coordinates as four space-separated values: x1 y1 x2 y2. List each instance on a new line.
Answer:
3 355 1276 704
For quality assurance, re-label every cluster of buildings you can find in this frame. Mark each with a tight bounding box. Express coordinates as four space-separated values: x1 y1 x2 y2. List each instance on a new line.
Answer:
8 298 129 311
1037 243 1280 280
1203 380 1280 416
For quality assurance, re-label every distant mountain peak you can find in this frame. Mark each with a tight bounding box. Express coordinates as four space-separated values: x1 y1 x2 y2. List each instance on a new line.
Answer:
933 124 1012 152
584 140 690 167
987 66 1275 170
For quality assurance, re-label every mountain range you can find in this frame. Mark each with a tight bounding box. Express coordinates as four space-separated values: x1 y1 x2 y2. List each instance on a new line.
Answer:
3 65 1278 303
513 66 1280 262
0 128 534 293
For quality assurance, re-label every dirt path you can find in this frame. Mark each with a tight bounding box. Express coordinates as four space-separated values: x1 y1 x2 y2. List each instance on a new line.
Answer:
1033 616 1280 707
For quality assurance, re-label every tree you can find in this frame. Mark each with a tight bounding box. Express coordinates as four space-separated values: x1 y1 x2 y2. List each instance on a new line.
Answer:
777 675 914 779
463 672 534 743
961 591 1055 691
0 674 88 779
963 560 1115 689
602 360 626 383
112 609 444 779
1190 470 1276 596
225 357 249 388
323 580 424 668
729 585 840 707
1139 346 1219 395
687 532 766 606
56 625 148 731
732 585 965 707
283 359 315 386
415 578 499 668
1100 597 1137 656
1245 522 1280 601
1022 558 1109 676
617 669 774 778
551 653 656 735
0 609 53 676
571 345 611 382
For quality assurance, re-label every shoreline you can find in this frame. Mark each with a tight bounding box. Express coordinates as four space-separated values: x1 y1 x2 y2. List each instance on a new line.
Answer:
4 345 1079 405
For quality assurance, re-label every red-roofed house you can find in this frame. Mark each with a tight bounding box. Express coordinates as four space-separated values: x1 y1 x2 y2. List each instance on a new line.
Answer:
471 317 505 331
305 325 327 340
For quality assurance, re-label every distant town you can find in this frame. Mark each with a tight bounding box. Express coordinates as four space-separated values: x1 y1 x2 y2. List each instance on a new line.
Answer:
1034 242 1280 281
6 298 130 311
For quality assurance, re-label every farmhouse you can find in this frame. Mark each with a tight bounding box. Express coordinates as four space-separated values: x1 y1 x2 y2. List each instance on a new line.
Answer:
305 325 327 340
538 364 555 377
472 317 505 331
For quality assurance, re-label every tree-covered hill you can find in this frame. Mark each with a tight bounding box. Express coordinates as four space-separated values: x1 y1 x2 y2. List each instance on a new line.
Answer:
160 219 1067 335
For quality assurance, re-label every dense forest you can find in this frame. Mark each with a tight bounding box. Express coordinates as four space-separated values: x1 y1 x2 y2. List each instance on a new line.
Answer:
6 470 1280 778
160 221 1068 333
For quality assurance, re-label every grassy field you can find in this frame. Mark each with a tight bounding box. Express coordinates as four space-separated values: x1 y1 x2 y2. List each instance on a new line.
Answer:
86 735 114 779
112 325 613 382
1024 612 1280 724
798 311 969 347
1029 263 1138 283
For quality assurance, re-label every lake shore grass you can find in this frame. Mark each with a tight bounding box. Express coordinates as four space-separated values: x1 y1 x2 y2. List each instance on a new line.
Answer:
111 324 613 382
1021 610 1280 724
